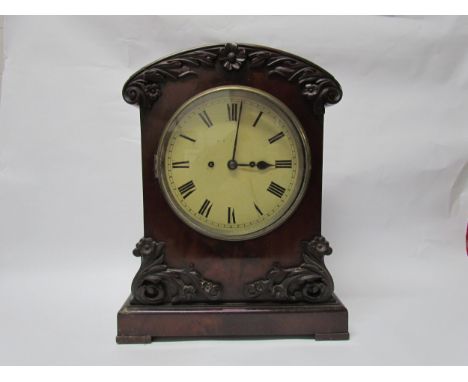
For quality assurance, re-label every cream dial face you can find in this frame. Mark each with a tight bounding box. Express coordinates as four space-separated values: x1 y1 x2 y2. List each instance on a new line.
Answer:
157 86 310 241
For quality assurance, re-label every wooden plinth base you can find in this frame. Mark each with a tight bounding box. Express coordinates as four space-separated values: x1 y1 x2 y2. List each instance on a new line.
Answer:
116 295 349 344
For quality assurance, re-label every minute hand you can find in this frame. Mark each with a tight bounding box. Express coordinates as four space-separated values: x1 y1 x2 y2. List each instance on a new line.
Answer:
231 101 243 161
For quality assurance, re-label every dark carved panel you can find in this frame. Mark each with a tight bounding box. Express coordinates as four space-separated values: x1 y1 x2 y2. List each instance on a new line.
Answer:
122 43 342 114
131 237 223 305
247 49 342 114
123 49 217 108
244 236 334 303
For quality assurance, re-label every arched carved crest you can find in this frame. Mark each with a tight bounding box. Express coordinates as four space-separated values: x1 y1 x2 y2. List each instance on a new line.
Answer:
123 43 342 115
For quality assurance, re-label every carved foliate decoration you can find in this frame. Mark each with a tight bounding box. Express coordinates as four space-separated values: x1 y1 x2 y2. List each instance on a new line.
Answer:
244 236 335 303
123 49 217 108
122 43 342 114
218 43 246 71
247 50 342 114
131 237 222 305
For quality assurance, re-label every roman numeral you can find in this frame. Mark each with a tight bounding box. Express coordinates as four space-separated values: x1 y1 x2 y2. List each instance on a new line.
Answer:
227 103 239 121
179 134 196 142
198 199 213 218
268 132 285 144
275 160 292 168
254 203 263 216
267 181 286 198
227 207 236 224
199 110 213 127
172 160 190 168
252 111 263 127
178 180 196 199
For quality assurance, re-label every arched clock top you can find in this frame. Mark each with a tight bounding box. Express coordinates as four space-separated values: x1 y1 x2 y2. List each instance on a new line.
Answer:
122 43 343 115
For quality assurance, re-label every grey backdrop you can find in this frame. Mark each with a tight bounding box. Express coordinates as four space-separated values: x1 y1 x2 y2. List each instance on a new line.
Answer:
0 16 467 365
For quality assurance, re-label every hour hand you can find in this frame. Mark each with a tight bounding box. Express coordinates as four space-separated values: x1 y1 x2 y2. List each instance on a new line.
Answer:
237 161 256 168
236 161 274 169
256 161 273 170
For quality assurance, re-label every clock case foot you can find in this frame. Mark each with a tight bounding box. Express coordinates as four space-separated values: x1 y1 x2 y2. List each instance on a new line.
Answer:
116 295 348 343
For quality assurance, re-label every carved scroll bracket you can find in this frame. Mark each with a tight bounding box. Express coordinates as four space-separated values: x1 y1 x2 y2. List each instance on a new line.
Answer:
130 237 222 305
244 236 335 303
123 43 342 115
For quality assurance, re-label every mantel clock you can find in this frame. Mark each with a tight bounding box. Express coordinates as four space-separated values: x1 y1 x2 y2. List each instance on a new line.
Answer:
116 43 349 343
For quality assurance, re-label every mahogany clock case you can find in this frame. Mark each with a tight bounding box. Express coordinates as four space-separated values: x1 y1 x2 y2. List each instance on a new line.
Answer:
117 43 348 342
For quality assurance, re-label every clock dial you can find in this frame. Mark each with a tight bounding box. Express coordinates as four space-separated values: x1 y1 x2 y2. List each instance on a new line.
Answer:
157 86 311 240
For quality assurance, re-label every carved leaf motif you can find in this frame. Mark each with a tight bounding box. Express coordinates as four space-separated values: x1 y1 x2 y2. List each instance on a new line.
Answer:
244 236 335 303
123 43 342 114
122 48 219 108
130 237 223 305
267 264 288 283
270 65 295 78
248 51 271 67
245 49 342 115
302 236 333 264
